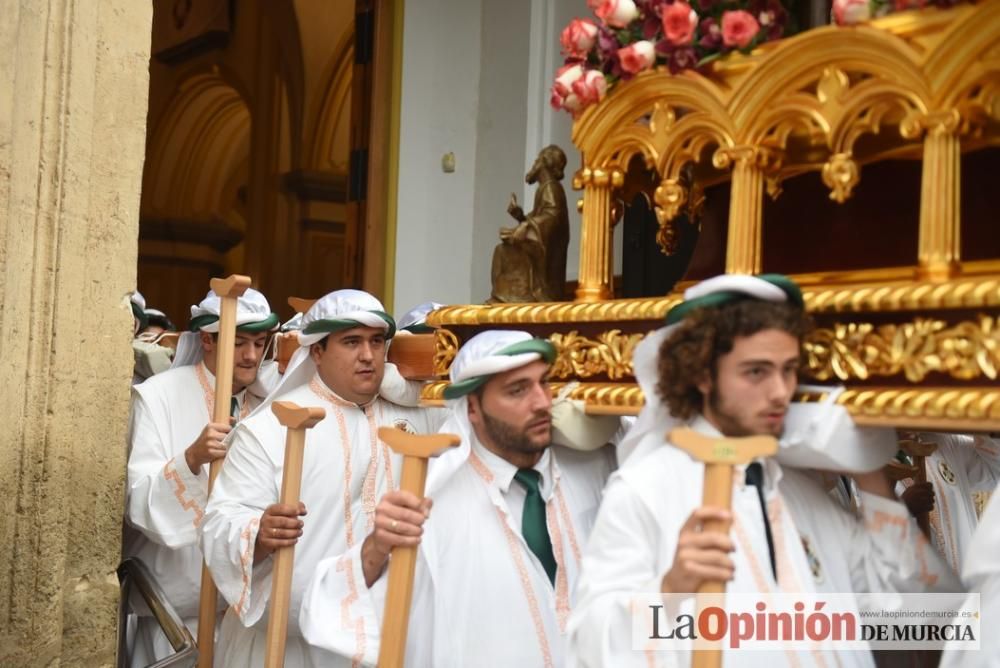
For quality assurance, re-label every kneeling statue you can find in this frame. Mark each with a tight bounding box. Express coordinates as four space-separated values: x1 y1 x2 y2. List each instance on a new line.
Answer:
489 145 570 303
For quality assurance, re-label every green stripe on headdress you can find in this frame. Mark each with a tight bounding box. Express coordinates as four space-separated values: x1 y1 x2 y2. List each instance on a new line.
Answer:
188 312 281 333
443 338 556 400
301 310 397 339
401 323 436 334
665 273 804 326
131 301 149 331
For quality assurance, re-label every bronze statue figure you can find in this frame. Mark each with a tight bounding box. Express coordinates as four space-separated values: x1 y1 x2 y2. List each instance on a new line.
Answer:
489 145 570 303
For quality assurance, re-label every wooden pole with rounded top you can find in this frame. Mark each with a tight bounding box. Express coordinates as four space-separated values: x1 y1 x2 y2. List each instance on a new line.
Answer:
376 427 460 668
196 273 251 668
667 428 778 668
264 401 326 668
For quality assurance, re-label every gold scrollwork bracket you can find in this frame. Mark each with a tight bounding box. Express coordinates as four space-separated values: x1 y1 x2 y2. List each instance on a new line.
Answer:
432 328 460 377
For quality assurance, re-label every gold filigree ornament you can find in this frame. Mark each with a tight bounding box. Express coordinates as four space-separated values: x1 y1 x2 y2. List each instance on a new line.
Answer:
432 328 460 377
821 152 860 203
653 179 686 255
549 329 646 380
804 315 1000 383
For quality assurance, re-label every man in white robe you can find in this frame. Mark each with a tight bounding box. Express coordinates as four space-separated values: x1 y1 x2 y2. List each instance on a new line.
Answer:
123 288 280 666
899 432 1000 574
200 289 447 667
299 329 615 667
940 487 1000 667
567 274 960 668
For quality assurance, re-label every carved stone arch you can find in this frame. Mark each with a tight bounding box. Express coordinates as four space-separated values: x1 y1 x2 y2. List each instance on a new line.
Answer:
143 68 251 218
308 31 355 172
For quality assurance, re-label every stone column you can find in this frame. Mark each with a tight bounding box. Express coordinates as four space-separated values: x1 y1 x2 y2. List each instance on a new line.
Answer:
0 1 151 665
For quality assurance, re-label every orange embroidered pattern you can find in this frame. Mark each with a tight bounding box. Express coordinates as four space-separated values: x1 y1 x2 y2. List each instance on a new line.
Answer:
309 378 388 540
469 452 555 668
335 555 366 668
929 462 960 571
196 362 251 420
163 457 205 527
235 517 260 618
554 488 583 564
546 501 571 633
362 406 381 533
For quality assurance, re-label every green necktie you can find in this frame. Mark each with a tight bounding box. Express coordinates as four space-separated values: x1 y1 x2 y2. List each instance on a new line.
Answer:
513 468 557 585
230 396 239 419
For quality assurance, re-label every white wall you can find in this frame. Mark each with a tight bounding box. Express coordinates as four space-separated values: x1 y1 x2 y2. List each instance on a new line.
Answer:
393 0 484 312
393 0 621 313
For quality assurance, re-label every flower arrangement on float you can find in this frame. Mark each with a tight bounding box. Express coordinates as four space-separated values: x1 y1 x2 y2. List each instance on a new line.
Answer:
550 0 795 115
551 0 976 116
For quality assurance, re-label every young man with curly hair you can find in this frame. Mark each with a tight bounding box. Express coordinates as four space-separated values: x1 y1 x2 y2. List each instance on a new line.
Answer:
568 274 959 668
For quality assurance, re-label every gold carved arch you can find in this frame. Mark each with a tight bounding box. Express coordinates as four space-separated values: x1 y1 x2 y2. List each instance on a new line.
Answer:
569 3 1000 298
424 5 1000 431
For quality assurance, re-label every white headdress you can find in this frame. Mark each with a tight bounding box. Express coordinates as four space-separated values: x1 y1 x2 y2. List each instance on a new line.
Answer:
425 330 555 494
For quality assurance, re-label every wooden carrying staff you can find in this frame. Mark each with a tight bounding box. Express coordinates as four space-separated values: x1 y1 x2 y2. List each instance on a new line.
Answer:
668 428 778 668
376 427 460 668
196 274 251 668
264 401 326 668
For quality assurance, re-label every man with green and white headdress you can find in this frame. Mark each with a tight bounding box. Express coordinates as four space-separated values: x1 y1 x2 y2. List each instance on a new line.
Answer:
567 273 960 667
123 287 280 666
200 289 447 667
299 329 615 666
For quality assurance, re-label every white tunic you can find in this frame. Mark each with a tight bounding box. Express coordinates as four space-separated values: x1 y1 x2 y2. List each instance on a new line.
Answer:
123 362 265 665
940 489 1000 668
200 374 446 667
567 416 960 668
300 436 615 667
906 433 1000 574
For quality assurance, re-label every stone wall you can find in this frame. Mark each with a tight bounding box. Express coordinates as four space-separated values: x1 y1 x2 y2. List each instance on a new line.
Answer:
0 1 152 665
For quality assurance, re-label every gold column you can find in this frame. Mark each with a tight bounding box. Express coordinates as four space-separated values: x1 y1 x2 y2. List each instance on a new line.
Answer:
574 167 623 302
912 110 962 281
718 146 770 275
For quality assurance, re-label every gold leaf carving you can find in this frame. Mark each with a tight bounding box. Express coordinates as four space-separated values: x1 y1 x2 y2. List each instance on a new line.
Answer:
821 152 860 203
804 316 1000 382
550 329 645 380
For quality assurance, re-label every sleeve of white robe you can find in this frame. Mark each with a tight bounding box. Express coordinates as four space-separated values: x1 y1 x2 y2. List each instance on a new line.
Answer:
300 542 436 667
847 490 962 593
566 473 669 668
955 434 1000 488
126 391 208 548
200 423 278 624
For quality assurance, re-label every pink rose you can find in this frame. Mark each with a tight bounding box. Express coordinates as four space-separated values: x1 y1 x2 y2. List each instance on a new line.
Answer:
560 18 599 58
594 0 640 28
549 63 585 112
661 2 698 46
617 40 656 74
571 69 608 107
721 10 760 49
832 0 871 24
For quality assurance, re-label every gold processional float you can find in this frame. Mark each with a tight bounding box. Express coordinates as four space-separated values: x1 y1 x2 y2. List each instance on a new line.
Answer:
387 2 1000 434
